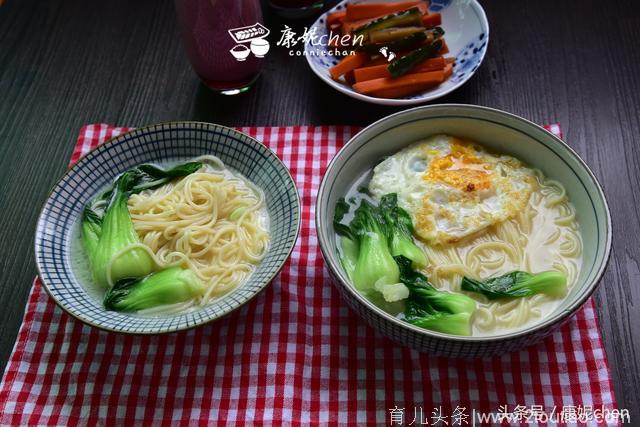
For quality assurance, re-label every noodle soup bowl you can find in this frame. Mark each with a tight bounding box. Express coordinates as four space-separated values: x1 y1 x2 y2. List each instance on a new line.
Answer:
35 122 300 334
316 104 611 357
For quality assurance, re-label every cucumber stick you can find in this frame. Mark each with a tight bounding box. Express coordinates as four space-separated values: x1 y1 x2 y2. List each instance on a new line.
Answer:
354 8 423 39
387 39 443 78
357 31 427 54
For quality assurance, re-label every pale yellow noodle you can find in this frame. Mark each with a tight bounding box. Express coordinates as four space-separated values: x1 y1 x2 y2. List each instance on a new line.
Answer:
543 229 562 245
414 170 582 335
554 204 577 226
542 179 567 207
123 156 270 312
559 232 582 257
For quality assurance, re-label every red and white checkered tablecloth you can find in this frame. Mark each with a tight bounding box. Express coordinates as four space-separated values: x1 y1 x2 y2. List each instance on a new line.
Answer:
0 124 619 426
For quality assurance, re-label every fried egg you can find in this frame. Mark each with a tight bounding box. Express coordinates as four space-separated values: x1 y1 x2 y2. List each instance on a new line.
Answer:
369 135 536 245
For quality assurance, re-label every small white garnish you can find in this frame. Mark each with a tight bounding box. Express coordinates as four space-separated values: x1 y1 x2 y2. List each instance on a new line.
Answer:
374 281 410 303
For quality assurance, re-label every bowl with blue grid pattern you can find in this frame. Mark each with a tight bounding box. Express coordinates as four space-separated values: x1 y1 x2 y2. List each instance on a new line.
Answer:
304 0 489 106
34 122 300 334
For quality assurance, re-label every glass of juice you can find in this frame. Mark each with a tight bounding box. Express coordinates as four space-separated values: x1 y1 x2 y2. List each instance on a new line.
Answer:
269 0 324 19
174 0 267 95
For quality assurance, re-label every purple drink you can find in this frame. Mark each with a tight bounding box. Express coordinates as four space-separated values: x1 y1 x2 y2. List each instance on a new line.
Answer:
175 0 265 94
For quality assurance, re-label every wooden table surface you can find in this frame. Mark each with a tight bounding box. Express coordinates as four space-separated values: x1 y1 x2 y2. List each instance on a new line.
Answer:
1 0 638 419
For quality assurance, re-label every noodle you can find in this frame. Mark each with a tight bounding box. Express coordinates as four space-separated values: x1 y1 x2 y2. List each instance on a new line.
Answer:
414 170 582 335
125 155 270 311
346 135 584 336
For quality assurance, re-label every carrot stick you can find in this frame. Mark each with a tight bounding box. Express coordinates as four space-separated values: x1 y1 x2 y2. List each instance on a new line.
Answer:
345 1 427 22
412 56 446 71
443 63 453 80
327 10 346 28
445 57 455 64
371 82 440 98
422 12 441 27
353 64 391 82
353 57 446 82
345 70 356 85
365 56 390 66
352 70 445 95
438 39 449 54
329 52 370 80
328 23 342 34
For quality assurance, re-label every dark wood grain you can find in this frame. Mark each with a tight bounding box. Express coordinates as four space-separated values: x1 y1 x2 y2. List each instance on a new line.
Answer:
1 0 639 419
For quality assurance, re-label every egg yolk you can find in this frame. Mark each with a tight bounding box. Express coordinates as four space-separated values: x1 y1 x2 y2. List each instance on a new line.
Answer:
424 140 492 192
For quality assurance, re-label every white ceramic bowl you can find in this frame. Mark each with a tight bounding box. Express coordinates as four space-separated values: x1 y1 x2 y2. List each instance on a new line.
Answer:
316 105 612 357
304 0 489 105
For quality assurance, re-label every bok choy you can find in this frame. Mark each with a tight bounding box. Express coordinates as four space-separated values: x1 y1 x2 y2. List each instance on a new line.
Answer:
396 256 476 336
82 161 202 288
333 194 429 294
379 193 427 268
82 170 155 288
334 198 400 293
104 267 206 312
461 271 568 300
333 194 477 335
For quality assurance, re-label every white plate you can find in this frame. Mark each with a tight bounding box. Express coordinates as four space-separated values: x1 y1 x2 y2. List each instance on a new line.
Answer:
304 0 489 106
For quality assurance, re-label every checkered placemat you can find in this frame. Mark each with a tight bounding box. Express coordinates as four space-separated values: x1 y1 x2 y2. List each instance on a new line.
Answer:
0 124 619 425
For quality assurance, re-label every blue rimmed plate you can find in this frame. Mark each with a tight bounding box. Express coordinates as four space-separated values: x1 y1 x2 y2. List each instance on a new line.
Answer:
304 0 489 106
34 122 300 334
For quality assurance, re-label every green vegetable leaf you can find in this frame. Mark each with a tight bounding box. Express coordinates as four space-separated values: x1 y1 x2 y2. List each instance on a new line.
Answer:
81 207 103 256
339 236 359 282
349 200 399 291
132 162 203 194
405 309 473 336
94 162 203 205
461 271 568 300
81 162 203 288
332 198 400 292
396 255 476 336
333 197 354 240
379 194 427 268
104 267 206 311
83 171 156 288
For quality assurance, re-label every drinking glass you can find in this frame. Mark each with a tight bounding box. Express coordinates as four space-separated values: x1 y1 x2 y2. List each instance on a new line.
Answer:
175 0 267 95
